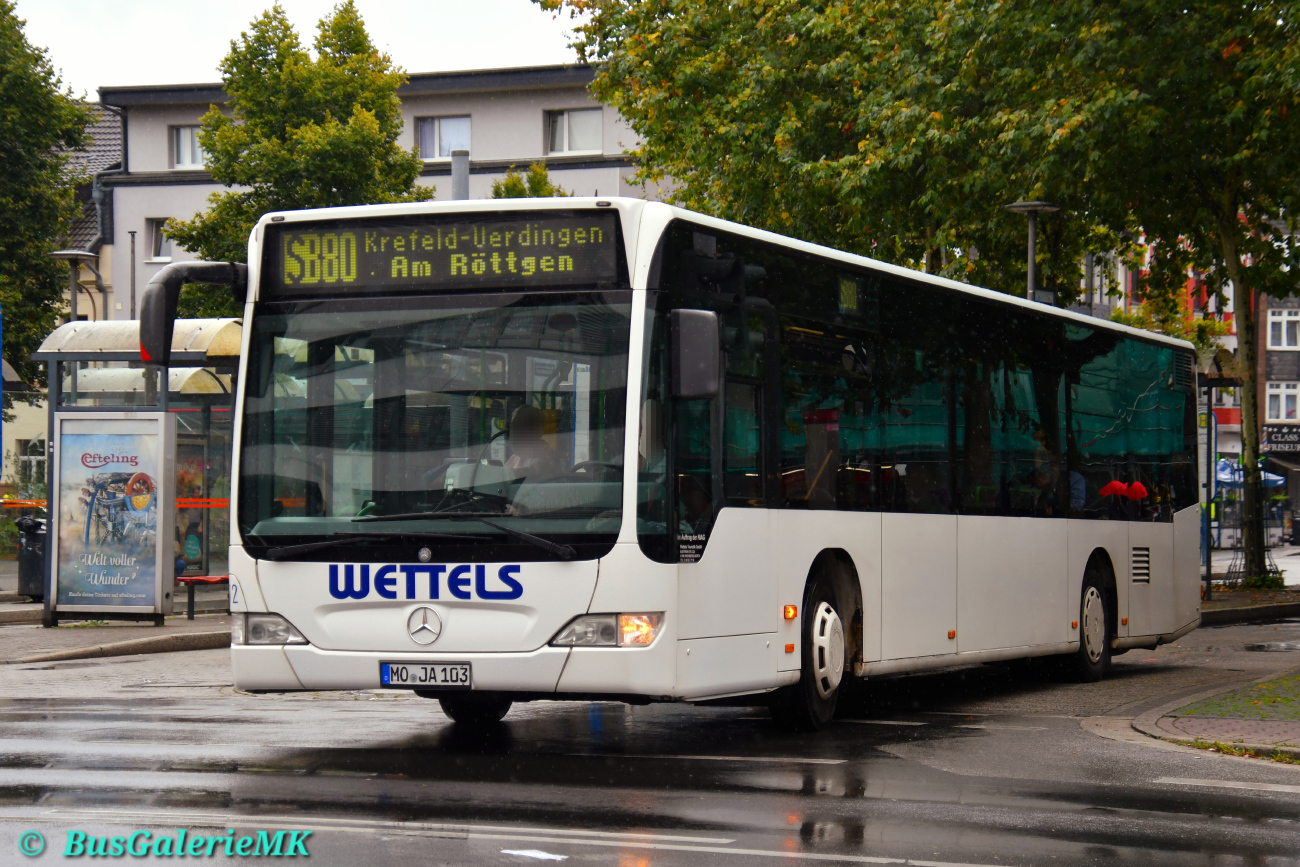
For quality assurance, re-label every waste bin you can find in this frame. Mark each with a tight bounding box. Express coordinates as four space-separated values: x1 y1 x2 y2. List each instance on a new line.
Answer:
15 515 45 602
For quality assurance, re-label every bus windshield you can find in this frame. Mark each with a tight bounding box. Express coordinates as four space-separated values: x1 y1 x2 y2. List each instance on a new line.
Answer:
237 291 631 560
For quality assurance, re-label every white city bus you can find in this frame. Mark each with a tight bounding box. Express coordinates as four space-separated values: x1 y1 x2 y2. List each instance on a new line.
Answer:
152 198 1199 729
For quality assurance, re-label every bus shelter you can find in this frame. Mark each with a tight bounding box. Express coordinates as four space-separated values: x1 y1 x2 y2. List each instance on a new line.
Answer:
33 319 240 624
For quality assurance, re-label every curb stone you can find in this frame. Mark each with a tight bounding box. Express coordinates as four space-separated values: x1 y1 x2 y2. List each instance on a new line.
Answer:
1200 602 1300 626
1131 665 1300 761
2 630 231 665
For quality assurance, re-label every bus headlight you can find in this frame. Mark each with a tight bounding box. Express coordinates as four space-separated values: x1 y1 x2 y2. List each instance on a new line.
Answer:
550 613 663 647
232 613 309 646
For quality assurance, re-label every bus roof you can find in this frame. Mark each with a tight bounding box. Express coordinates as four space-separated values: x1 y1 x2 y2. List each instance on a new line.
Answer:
251 197 1196 353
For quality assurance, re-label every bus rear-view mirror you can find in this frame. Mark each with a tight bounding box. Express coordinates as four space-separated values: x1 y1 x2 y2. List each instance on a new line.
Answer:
671 308 719 400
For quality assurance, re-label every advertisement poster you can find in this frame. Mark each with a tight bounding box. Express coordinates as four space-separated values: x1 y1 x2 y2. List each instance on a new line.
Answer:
54 416 173 610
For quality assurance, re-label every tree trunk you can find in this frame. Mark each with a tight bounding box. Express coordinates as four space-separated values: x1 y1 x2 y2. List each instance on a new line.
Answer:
1220 227 1267 578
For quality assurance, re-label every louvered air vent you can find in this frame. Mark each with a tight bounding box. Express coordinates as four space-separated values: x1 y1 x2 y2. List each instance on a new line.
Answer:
1172 354 1195 392
1131 547 1151 583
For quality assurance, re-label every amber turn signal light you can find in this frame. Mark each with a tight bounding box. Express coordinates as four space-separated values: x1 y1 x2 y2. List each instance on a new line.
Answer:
948 630 956 639
784 605 798 620
785 643 795 653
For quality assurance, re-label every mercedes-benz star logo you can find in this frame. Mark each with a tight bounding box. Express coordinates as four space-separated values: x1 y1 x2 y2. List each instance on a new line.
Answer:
407 607 442 645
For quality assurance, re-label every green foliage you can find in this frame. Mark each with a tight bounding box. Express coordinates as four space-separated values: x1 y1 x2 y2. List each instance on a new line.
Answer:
1240 574 1287 591
1109 305 1229 355
0 1 93 412
1180 672 1300 720
491 163 570 199
540 0 1140 303
168 1 432 317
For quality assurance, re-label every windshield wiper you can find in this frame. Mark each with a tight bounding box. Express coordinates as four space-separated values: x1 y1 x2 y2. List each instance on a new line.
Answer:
262 531 479 561
354 512 576 560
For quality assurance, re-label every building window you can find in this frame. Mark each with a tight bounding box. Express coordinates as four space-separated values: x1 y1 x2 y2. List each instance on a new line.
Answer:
1269 309 1300 349
417 116 470 160
173 126 206 169
547 108 602 154
148 219 173 262
14 439 45 491
1268 382 1299 421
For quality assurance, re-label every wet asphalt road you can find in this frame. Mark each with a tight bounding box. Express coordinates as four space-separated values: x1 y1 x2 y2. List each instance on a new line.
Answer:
1 620 1300 865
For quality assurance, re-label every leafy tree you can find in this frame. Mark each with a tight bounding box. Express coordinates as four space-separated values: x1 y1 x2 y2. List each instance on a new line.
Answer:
1110 303 1229 356
543 0 1300 576
167 1 431 317
0 1 92 412
539 0 1134 304
491 162 569 199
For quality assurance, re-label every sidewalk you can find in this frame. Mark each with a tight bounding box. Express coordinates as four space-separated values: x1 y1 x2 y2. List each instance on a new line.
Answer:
1135 668 1300 758
0 558 232 663
0 613 232 663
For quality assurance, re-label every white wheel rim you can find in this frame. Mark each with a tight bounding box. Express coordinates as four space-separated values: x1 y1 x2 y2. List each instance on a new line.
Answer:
811 601 845 699
1081 586 1105 664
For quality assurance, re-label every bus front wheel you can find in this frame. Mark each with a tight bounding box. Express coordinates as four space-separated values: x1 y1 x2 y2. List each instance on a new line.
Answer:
1069 573 1112 682
770 578 846 731
428 693 513 724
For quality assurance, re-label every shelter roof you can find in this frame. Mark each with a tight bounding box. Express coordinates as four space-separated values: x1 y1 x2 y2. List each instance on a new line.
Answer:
33 318 241 363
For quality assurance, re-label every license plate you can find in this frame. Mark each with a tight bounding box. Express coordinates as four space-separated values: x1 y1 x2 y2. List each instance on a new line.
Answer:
380 662 472 689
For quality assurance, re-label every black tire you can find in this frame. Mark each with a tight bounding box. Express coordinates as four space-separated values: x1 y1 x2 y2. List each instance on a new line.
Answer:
1069 571 1112 682
770 576 847 731
429 693 513 724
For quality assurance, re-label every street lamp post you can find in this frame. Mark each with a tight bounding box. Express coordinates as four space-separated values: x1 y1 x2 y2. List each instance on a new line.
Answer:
49 249 100 322
1004 201 1060 301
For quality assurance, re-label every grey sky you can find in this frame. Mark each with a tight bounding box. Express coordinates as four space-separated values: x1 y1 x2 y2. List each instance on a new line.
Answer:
16 0 583 100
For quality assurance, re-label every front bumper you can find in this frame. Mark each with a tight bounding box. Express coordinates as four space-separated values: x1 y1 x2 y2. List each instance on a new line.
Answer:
233 643 573 692
233 630 683 697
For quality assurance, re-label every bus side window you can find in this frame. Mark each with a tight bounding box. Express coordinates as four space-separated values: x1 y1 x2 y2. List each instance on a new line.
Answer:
1068 327 1127 519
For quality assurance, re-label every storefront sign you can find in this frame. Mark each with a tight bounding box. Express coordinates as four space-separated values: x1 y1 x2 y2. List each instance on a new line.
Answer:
52 413 176 613
1263 424 1300 453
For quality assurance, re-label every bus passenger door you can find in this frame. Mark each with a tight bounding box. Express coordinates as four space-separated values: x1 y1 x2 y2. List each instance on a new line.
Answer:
672 299 778 695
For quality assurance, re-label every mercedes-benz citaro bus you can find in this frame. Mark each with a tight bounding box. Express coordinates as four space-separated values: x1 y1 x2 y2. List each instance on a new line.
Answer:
140 197 1201 731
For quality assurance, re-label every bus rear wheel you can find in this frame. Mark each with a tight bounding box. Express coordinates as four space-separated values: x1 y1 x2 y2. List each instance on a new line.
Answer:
770 578 845 732
428 693 513 724
1069 573 1112 682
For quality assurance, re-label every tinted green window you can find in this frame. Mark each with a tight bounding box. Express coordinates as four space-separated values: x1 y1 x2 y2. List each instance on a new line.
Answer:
956 302 1068 517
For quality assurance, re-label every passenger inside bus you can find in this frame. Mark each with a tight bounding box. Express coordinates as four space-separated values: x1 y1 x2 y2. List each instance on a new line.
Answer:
505 404 563 481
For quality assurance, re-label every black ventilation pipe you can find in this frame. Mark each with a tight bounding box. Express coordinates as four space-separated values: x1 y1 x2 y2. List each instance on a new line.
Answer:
139 261 248 365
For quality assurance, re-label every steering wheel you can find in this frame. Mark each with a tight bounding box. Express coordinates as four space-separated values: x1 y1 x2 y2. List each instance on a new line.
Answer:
568 461 622 481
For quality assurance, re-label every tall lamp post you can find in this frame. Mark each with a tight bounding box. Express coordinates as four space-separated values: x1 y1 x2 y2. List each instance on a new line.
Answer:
1004 201 1060 301
49 249 102 322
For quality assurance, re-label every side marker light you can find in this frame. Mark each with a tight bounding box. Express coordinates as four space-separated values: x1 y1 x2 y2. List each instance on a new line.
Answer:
1121 617 1128 626
1072 620 1079 628
785 643 795 653
948 630 956 639
784 605 798 620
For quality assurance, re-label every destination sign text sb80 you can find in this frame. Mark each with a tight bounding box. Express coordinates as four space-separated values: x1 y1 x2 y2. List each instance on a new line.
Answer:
268 212 619 295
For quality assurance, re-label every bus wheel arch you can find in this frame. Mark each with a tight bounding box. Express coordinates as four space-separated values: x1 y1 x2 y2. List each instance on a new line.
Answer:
811 549 863 672
1070 549 1117 681
770 550 862 731
1087 548 1119 644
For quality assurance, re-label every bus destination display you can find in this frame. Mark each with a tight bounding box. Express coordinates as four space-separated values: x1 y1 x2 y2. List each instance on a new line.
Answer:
271 212 619 294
